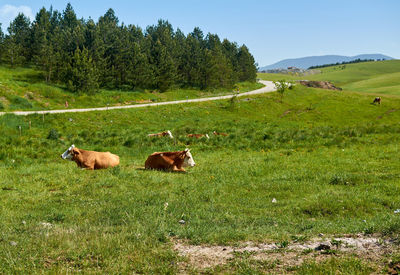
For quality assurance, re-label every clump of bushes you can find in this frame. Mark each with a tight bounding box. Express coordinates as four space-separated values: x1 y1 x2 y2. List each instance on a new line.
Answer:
47 129 60 140
9 96 33 109
328 173 368 186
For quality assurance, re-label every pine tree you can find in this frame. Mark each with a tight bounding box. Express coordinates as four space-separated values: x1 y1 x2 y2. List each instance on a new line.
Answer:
202 33 234 89
146 20 177 91
0 23 4 62
31 7 57 82
237 45 257 82
151 39 176 92
222 39 239 83
95 8 121 87
2 36 25 67
173 28 187 84
67 47 99 94
6 13 31 64
183 33 204 87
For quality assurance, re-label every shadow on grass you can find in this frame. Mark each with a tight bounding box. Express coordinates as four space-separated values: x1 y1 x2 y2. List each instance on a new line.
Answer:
135 167 188 174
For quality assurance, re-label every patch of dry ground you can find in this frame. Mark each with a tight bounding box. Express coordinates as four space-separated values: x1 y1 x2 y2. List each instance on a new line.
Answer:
173 234 399 273
298 80 342 91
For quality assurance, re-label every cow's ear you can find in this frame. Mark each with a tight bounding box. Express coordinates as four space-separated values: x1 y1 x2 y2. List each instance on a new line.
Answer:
72 148 80 155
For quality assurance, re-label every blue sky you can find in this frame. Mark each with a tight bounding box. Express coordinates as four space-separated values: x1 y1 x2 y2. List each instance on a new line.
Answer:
0 0 399 66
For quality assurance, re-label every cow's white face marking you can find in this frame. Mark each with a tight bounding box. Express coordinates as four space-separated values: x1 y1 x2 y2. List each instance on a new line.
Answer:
183 149 195 167
167 130 174 139
61 144 75 160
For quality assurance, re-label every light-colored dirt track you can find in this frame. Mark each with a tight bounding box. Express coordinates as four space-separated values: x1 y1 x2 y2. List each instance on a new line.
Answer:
0 80 275 116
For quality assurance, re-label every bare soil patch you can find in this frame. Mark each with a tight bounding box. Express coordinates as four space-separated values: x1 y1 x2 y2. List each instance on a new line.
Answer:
298 80 342 91
173 235 398 272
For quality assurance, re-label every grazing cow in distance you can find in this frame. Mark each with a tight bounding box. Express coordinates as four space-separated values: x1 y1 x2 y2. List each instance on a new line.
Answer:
61 144 119 170
187 134 209 139
145 149 195 172
213 131 228 136
372 97 381 105
148 130 174 139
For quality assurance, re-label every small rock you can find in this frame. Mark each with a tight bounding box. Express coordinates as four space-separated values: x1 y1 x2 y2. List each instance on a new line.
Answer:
22 220 26 225
68 118 73 122
394 209 400 214
272 198 277 203
40 222 53 229
388 261 400 275
164 202 169 210
315 243 331 251
318 233 324 237
178 219 186 225
10 241 17 246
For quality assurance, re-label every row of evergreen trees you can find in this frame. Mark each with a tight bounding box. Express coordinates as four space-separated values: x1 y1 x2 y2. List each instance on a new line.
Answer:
308 58 380 69
0 4 257 93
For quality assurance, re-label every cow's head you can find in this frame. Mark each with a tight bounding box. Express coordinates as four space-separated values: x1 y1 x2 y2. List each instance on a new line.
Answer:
167 130 174 139
61 144 76 160
182 148 195 167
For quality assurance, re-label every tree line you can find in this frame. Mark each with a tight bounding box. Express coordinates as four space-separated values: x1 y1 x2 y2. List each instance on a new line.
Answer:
308 58 383 70
0 4 257 93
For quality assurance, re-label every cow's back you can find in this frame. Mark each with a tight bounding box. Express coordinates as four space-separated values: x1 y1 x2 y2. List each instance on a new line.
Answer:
94 152 120 169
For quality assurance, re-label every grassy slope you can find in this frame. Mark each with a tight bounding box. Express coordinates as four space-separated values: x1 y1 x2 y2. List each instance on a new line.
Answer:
1 84 400 273
0 66 262 111
258 59 400 95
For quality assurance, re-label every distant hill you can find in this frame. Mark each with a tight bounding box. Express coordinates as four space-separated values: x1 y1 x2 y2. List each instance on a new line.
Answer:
258 59 400 95
259 54 394 70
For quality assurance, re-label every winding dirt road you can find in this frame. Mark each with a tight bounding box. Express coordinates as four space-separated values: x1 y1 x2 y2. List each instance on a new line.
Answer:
0 80 275 116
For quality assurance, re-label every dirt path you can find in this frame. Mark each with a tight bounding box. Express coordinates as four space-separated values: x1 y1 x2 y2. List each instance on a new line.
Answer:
0 81 275 116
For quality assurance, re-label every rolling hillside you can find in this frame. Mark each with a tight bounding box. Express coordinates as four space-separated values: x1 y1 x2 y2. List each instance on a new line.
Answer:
0 66 261 112
259 54 394 70
258 60 400 95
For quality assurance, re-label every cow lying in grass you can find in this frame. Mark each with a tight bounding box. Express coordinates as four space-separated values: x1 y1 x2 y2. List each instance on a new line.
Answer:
61 145 120 170
145 149 195 172
187 134 209 139
213 131 228 136
148 130 174 138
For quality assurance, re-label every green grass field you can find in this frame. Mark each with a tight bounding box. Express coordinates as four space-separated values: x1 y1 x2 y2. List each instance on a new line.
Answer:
258 59 400 95
0 65 261 111
2 76 400 273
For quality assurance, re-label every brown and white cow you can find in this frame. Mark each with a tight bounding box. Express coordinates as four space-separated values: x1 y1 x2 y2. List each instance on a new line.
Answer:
148 130 174 138
187 134 209 139
372 97 381 105
61 145 119 170
213 131 228 136
145 149 195 172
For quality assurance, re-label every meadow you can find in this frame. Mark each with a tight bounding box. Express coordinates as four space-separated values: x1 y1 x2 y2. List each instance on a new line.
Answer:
1 73 400 273
258 59 400 95
0 65 261 112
